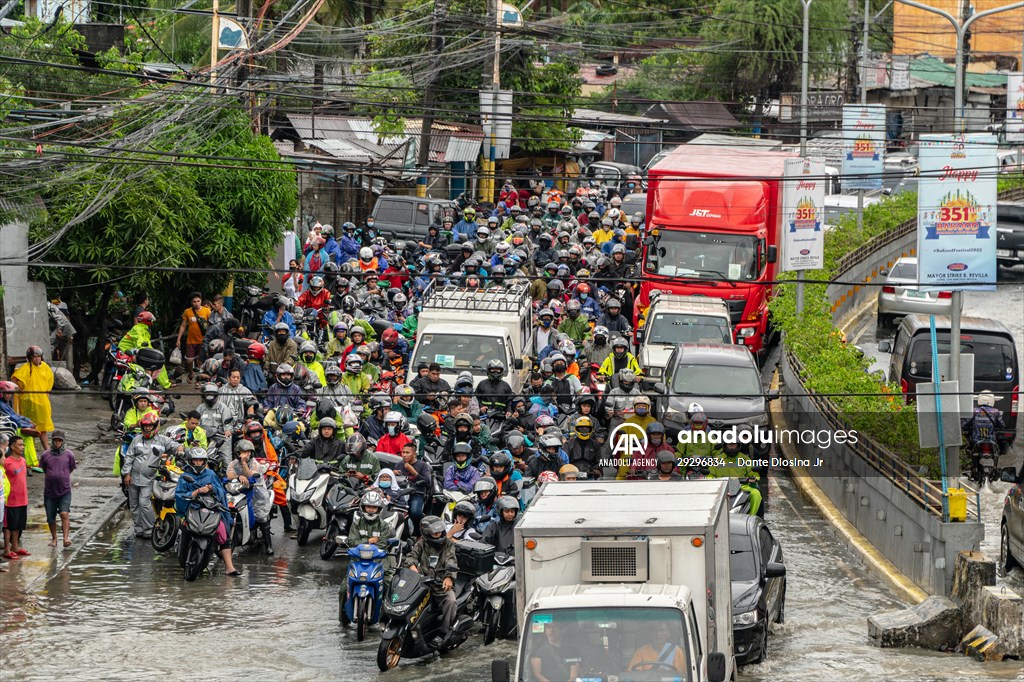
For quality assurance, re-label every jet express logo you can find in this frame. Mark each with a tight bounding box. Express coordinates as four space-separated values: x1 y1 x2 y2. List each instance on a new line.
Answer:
690 209 722 218
610 423 650 458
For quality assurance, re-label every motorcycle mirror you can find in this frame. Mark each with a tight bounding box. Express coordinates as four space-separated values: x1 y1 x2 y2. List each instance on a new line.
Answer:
1000 466 1019 484
386 537 400 546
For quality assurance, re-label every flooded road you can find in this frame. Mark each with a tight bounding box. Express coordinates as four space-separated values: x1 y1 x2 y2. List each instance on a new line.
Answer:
5 473 1024 681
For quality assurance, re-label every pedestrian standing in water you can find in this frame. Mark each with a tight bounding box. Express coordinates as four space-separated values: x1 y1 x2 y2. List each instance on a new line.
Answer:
40 430 76 548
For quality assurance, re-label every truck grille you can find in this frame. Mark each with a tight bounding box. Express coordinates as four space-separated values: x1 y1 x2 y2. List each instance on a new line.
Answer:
581 540 649 582
726 298 747 325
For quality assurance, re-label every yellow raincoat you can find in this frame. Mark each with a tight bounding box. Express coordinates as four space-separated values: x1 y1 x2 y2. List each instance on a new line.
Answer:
13 360 54 431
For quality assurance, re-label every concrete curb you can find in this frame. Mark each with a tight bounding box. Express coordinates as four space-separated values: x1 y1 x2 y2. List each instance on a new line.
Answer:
769 371 929 606
25 493 126 593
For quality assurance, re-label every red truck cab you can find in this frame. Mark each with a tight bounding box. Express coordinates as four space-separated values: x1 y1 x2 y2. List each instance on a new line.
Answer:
637 147 794 361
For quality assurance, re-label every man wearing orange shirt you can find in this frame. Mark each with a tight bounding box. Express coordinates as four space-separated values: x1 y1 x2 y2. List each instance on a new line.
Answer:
176 292 210 382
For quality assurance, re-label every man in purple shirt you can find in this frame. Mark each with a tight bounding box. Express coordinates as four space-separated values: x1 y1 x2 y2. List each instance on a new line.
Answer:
40 430 76 548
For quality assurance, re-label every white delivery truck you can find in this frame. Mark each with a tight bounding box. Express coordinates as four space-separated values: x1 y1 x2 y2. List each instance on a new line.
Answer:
408 282 533 393
492 479 733 682
636 292 735 381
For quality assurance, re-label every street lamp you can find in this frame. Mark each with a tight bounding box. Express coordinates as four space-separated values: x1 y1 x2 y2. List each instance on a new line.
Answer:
893 0 1024 486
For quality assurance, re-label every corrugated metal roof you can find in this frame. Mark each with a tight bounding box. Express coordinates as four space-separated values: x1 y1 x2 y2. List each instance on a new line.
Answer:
306 139 374 164
571 107 667 126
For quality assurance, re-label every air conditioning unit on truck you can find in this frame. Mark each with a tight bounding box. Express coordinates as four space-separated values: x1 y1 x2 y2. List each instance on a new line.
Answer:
638 146 797 365
491 480 733 682
408 282 533 393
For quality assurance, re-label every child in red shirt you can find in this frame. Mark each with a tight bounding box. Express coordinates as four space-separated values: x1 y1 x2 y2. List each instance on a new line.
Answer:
3 435 30 559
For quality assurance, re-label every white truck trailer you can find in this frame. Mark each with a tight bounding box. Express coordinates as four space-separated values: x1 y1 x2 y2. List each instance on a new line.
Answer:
492 479 733 682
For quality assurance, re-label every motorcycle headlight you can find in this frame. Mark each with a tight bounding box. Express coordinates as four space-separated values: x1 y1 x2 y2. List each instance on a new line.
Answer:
293 489 313 503
389 603 411 614
733 610 757 626
359 549 375 560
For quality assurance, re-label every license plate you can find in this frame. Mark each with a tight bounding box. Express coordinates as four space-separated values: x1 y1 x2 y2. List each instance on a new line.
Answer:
997 249 1012 257
905 290 927 299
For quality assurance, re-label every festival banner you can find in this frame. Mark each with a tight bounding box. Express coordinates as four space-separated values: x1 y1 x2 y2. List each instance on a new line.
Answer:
841 104 885 191
916 134 997 291
781 157 826 272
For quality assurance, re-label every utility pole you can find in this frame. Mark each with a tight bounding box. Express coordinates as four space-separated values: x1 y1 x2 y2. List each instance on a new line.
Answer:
799 0 812 157
416 0 445 198
894 0 1024 489
210 0 220 84
481 0 502 204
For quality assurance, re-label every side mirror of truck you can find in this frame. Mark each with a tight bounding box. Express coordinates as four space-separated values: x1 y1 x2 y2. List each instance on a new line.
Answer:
513 358 524 370
766 245 778 263
707 652 727 682
765 561 786 579
491 659 510 682
877 339 893 354
1000 466 1019 484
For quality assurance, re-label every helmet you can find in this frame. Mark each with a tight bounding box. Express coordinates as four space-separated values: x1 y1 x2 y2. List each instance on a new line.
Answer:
345 354 363 373
610 196 622 207
489 450 514 480
566 299 581 317
560 204 573 216
607 298 621 309
273 322 290 335
496 495 519 515
978 390 996 407
208 339 225 355
299 340 317 360
538 471 559 484
187 447 209 461
505 432 526 451
309 275 325 293
360 490 386 521
421 515 446 546
647 422 666 436
395 384 415 400
478 226 491 239
381 328 399 348
416 412 438 435
275 363 294 386
359 247 373 262
559 464 580 479
384 410 406 435
452 442 473 467
202 381 219 397
574 415 593 440
612 243 626 255
463 207 477 218
324 362 342 380
246 342 266 361
135 311 155 327
618 368 637 388
630 213 642 225
547 280 564 294
139 412 159 429
132 388 151 405
474 476 497 502
486 359 505 377
453 413 473 430
689 410 708 426
235 439 256 455
452 500 476 521
345 433 367 456
593 325 608 339
534 414 555 429
369 393 391 412
244 420 264 439
611 336 629 353
686 402 705 418
318 417 337 433
539 433 562 452
657 450 677 468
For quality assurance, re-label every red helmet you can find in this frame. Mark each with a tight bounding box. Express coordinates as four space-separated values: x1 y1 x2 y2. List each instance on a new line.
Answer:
0 380 19 395
576 283 591 295
136 311 155 327
247 342 266 361
139 412 159 428
381 328 399 348
538 471 559 484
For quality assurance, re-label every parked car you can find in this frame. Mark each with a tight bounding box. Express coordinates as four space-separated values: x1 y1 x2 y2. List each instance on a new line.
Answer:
999 465 1024 572
995 200 1024 272
876 257 957 329
584 161 643 197
730 513 786 665
878 314 1019 447
653 343 778 436
371 196 459 242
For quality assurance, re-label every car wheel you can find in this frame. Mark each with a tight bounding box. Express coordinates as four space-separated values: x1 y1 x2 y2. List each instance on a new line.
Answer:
876 313 890 330
752 623 768 664
1001 522 1018 572
776 582 786 624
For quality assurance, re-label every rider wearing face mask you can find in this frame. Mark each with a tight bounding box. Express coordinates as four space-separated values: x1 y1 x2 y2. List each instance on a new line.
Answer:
583 325 612 369
376 411 412 455
266 322 298 374
533 308 557 355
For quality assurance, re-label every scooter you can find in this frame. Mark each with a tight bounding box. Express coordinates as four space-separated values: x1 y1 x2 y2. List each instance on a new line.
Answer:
150 454 183 552
320 475 364 560
441 487 475 525
376 569 478 671
176 485 225 582
225 474 274 555
475 552 517 644
288 457 337 546
969 438 1000 485
341 538 402 641
726 477 753 515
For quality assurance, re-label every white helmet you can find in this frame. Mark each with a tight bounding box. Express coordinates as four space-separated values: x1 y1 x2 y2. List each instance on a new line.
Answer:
359 246 373 262
686 402 705 417
977 391 996 407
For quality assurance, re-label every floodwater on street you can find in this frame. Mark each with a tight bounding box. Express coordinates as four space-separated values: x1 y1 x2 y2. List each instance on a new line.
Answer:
4 471 1024 681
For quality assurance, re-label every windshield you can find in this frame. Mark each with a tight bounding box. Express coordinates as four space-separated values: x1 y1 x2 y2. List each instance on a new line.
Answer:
730 534 758 582
412 333 507 374
647 313 731 345
908 335 1016 383
519 608 691 682
671 363 761 397
645 231 759 281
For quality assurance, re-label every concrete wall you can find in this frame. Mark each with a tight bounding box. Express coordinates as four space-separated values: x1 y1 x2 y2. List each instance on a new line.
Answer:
827 219 917 323
780 354 984 594
1 219 51 368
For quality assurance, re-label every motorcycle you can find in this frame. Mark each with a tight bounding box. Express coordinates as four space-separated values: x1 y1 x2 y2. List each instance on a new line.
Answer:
969 437 1000 485
288 458 338 546
150 453 184 552
176 484 226 581
103 348 135 405
376 569 478 671
475 552 517 644
225 472 275 555
238 285 274 337
320 474 364 560
341 538 402 641
441 488 475 525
